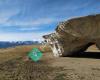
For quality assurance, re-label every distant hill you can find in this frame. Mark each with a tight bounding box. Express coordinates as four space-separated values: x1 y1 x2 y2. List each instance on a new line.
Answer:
0 41 40 48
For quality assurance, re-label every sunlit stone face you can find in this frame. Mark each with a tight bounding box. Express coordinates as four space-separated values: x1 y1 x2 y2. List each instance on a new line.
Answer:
43 33 63 57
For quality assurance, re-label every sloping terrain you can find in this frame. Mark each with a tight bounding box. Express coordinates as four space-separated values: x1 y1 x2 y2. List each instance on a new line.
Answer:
0 45 100 80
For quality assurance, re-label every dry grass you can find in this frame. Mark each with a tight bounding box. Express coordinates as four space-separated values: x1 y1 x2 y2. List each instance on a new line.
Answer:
0 45 100 80
39 44 51 53
0 57 63 80
0 45 49 63
0 45 62 80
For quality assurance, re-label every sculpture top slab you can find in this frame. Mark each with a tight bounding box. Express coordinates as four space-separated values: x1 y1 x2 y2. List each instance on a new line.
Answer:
43 14 100 57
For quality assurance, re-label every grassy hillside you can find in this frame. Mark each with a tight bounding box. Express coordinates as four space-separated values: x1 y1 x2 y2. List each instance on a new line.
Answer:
0 44 51 64
0 44 100 80
0 45 39 63
0 45 57 80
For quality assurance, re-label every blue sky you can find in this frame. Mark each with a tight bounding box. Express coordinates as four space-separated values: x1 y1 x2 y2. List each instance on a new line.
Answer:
0 0 100 41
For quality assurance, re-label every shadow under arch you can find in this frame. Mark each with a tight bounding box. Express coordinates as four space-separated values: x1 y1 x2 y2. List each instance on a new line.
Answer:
66 43 100 59
68 52 100 59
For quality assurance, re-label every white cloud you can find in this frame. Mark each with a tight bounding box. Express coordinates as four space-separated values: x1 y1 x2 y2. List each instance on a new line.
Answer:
2 18 57 27
0 9 20 24
0 33 41 41
0 30 54 41
0 17 59 32
19 27 40 31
